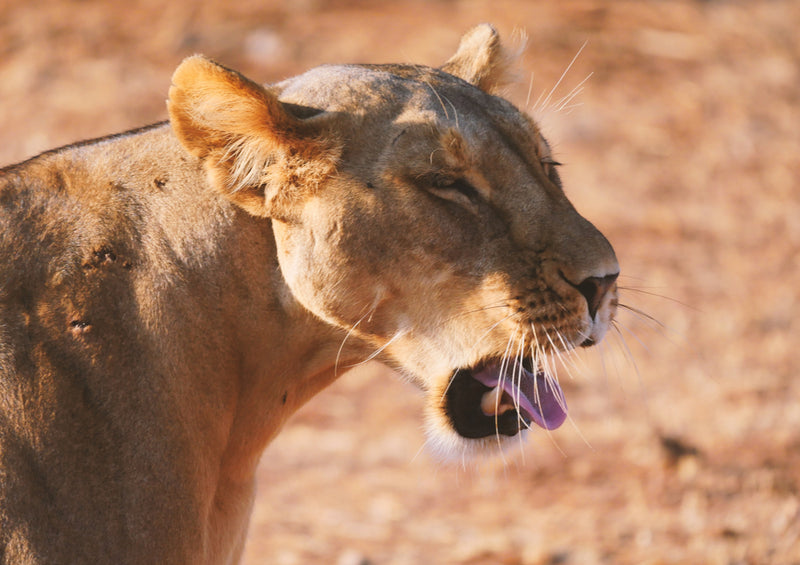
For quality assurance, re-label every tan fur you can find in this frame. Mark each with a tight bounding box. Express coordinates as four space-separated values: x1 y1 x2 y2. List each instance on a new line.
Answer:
0 25 618 564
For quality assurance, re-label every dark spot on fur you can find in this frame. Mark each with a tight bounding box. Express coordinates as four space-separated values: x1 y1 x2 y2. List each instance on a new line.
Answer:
83 246 127 270
69 319 92 335
281 392 288 405
94 247 116 264
153 177 167 189
366 182 375 189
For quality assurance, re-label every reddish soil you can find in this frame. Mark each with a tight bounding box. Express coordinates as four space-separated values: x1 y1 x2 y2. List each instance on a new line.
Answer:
2 1 798 563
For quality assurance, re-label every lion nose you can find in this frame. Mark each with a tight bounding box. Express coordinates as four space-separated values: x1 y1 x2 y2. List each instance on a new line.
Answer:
575 273 619 320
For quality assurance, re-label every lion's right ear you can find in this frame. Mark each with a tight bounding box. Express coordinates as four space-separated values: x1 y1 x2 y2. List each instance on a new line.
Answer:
440 24 522 94
168 55 339 218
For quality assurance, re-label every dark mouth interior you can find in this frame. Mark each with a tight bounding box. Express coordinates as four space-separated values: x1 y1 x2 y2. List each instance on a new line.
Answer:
444 368 529 439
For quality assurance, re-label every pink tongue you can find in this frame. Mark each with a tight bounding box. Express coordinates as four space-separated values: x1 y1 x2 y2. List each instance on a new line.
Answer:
473 363 568 430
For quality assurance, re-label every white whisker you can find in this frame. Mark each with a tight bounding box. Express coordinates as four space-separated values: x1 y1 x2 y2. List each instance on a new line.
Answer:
594 333 612 389
440 311 517 403
525 71 535 109
535 40 588 114
444 95 460 130
613 316 652 355
557 102 584 115
554 332 589 381
335 309 371 377
493 330 519 465
610 322 645 386
618 303 689 354
410 440 428 465
345 329 407 368
425 81 460 129
553 72 593 112
618 285 697 311
514 333 528 461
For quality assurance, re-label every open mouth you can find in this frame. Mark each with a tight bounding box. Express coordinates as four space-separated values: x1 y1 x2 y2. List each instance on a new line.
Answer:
444 360 568 439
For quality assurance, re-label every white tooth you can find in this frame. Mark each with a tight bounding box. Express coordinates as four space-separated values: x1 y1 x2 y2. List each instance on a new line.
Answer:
480 386 516 417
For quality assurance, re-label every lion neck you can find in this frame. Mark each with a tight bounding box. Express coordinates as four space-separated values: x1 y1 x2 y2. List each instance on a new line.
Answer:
22 122 372 557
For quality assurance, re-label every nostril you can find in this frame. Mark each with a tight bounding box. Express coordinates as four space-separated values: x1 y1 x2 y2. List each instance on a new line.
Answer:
575 273 619 319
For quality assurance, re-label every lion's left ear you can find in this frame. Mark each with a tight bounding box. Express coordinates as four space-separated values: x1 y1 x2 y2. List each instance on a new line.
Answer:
168 55 339 219
440 24 521 93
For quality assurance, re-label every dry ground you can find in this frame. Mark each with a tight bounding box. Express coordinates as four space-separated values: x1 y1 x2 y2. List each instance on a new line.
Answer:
1 1 798 563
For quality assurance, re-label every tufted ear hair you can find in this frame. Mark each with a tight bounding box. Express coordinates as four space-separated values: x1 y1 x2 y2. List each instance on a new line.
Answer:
168 55 339 218
440 24 522 93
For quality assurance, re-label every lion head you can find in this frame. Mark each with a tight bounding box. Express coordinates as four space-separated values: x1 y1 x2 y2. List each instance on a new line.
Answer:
168 24 619 459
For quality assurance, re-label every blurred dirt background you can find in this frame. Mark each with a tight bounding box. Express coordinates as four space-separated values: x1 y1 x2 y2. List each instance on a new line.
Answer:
1 1 798 563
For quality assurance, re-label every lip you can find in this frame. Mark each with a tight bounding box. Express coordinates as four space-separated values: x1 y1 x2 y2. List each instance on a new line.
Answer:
444 360 568 439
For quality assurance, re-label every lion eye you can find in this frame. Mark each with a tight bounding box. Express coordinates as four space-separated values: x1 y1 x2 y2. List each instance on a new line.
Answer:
432 177 479 200
540 157 562 171
540 157 563 186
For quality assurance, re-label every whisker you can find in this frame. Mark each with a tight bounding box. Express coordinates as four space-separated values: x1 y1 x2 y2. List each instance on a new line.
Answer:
444 94 460 130
535 40 588 113
618 303 668 329
426 80 464 131
618 285 706 367
439 368 461 404
509 333 524 421
425 81 450 121
494 330 519 462
617 285 698 311
565 409 593 450
524 327 570 452
443 301 512 323
553 71 593 112
610 322 644 387
536 339 557 405
543 333 570 412
525 71 535 109
467 311 517 363
335 304 377 376
617 303 693 356
606 322 655 416
344 329 407 368
594 332 612 389
530 85 547 115
547 334 597 450
409 440 428 465
530 322 543 358
613 316 654 355
552 331 584 377
513 334 529 461
554 86 584 112
557 102 584 115
440 310 518 403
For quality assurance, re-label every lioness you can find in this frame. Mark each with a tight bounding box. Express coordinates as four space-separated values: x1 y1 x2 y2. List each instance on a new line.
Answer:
0 25 618 564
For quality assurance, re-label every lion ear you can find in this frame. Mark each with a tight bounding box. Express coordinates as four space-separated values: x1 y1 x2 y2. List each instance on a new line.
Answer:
168 55 339 218
440 24 521 93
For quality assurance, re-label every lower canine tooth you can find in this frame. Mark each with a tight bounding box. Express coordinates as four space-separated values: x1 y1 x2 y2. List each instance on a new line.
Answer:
480 386 515 416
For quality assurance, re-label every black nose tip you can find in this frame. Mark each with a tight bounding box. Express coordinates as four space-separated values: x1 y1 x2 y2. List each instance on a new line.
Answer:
575 273 619 319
